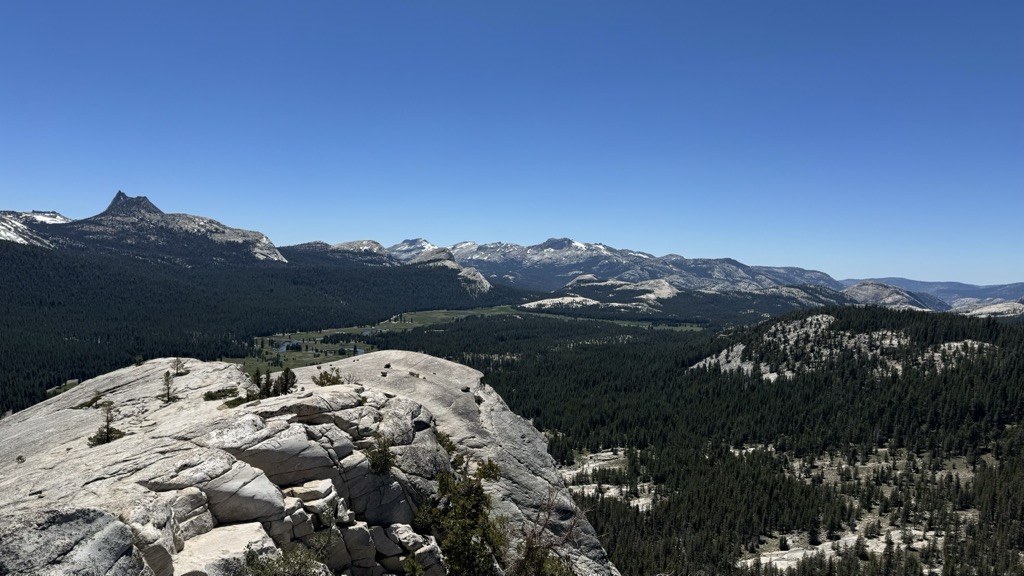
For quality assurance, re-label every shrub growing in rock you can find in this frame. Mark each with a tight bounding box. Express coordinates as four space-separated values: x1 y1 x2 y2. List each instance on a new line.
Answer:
172 357 189 376
161 371 180 403
402 557 427 576
203 387 239 401
416 461 507 576
312 367 343 387
367 432 395 475
236 544 326 576
87 402 126 447
436 430 457 454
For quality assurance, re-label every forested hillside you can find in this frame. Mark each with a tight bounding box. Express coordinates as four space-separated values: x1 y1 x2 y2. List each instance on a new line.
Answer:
0 241 525 414
369 309 1024 574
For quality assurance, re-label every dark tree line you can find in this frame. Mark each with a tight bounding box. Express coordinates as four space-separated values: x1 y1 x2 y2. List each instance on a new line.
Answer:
0 241 525 414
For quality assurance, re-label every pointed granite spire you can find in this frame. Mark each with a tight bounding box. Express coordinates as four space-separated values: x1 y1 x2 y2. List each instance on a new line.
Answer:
101 191 164 216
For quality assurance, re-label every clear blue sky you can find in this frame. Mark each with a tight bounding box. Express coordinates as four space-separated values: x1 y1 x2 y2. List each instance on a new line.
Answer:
1 2 1021 284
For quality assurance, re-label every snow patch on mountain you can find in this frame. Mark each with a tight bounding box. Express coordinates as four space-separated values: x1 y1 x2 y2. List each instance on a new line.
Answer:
35 193 290 263
20 211 74 225
0 214 52 247
444 237 845 293
388 238 439 263
331 240 389 254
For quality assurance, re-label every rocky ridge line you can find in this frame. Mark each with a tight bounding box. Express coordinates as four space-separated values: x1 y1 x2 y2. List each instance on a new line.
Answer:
0 351 617 576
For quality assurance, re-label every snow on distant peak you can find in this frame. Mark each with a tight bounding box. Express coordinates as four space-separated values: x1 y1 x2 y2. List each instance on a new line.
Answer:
450 241 478 251
21 211 73 225
409 247 459 268
331 240 388 254
0 214 53 248
387 238 439 262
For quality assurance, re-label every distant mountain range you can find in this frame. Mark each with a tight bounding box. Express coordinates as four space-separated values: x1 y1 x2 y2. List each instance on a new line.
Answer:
3 192 1023 414
3 192 1023 318
839 277 1024 310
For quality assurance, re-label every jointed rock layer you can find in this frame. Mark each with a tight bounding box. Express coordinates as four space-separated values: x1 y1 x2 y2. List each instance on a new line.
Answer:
0 351 618 576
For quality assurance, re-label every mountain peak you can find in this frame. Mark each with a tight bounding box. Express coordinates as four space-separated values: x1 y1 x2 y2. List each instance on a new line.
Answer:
102 191 163 217
538 237 581 250
387 238 439 263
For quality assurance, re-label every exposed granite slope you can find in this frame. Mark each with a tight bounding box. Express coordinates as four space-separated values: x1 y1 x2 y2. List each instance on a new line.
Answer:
0 352 617 576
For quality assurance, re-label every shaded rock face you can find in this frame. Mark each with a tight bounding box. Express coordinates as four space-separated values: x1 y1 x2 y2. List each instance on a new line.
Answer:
0 508 146 576
0 352 618 576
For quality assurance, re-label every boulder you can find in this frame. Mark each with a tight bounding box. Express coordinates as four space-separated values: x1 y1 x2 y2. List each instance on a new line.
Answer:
209 420 338 488
172 522 277 576
414 541 446 576
123 495 181 576
339 452 415 525
370 525 403 556
291 509 315 538
316 526 352 571
302 492 339 527
379 553 407 573
286 478 335 502
342 522 376 560
203 461 285 524
385 523 428 552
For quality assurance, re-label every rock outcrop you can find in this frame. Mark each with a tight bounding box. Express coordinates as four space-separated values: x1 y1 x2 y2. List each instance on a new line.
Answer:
0 352 618 576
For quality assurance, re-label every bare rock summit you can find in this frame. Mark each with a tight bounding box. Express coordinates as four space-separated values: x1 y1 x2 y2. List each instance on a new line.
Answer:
0 352 617 576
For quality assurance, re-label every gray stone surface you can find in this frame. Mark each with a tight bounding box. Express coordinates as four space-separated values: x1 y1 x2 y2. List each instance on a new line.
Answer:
318 526 352 571
342 521 376 563
0 508 142 576
414 542 446 576
299 351 621 575
0 353 619 575
385 523 428 552
172 522 277 576
286 478 335 502
370 525 403 557
123 494 181 576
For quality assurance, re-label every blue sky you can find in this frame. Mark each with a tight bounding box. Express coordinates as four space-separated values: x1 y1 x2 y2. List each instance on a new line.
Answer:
1 2 1021 284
